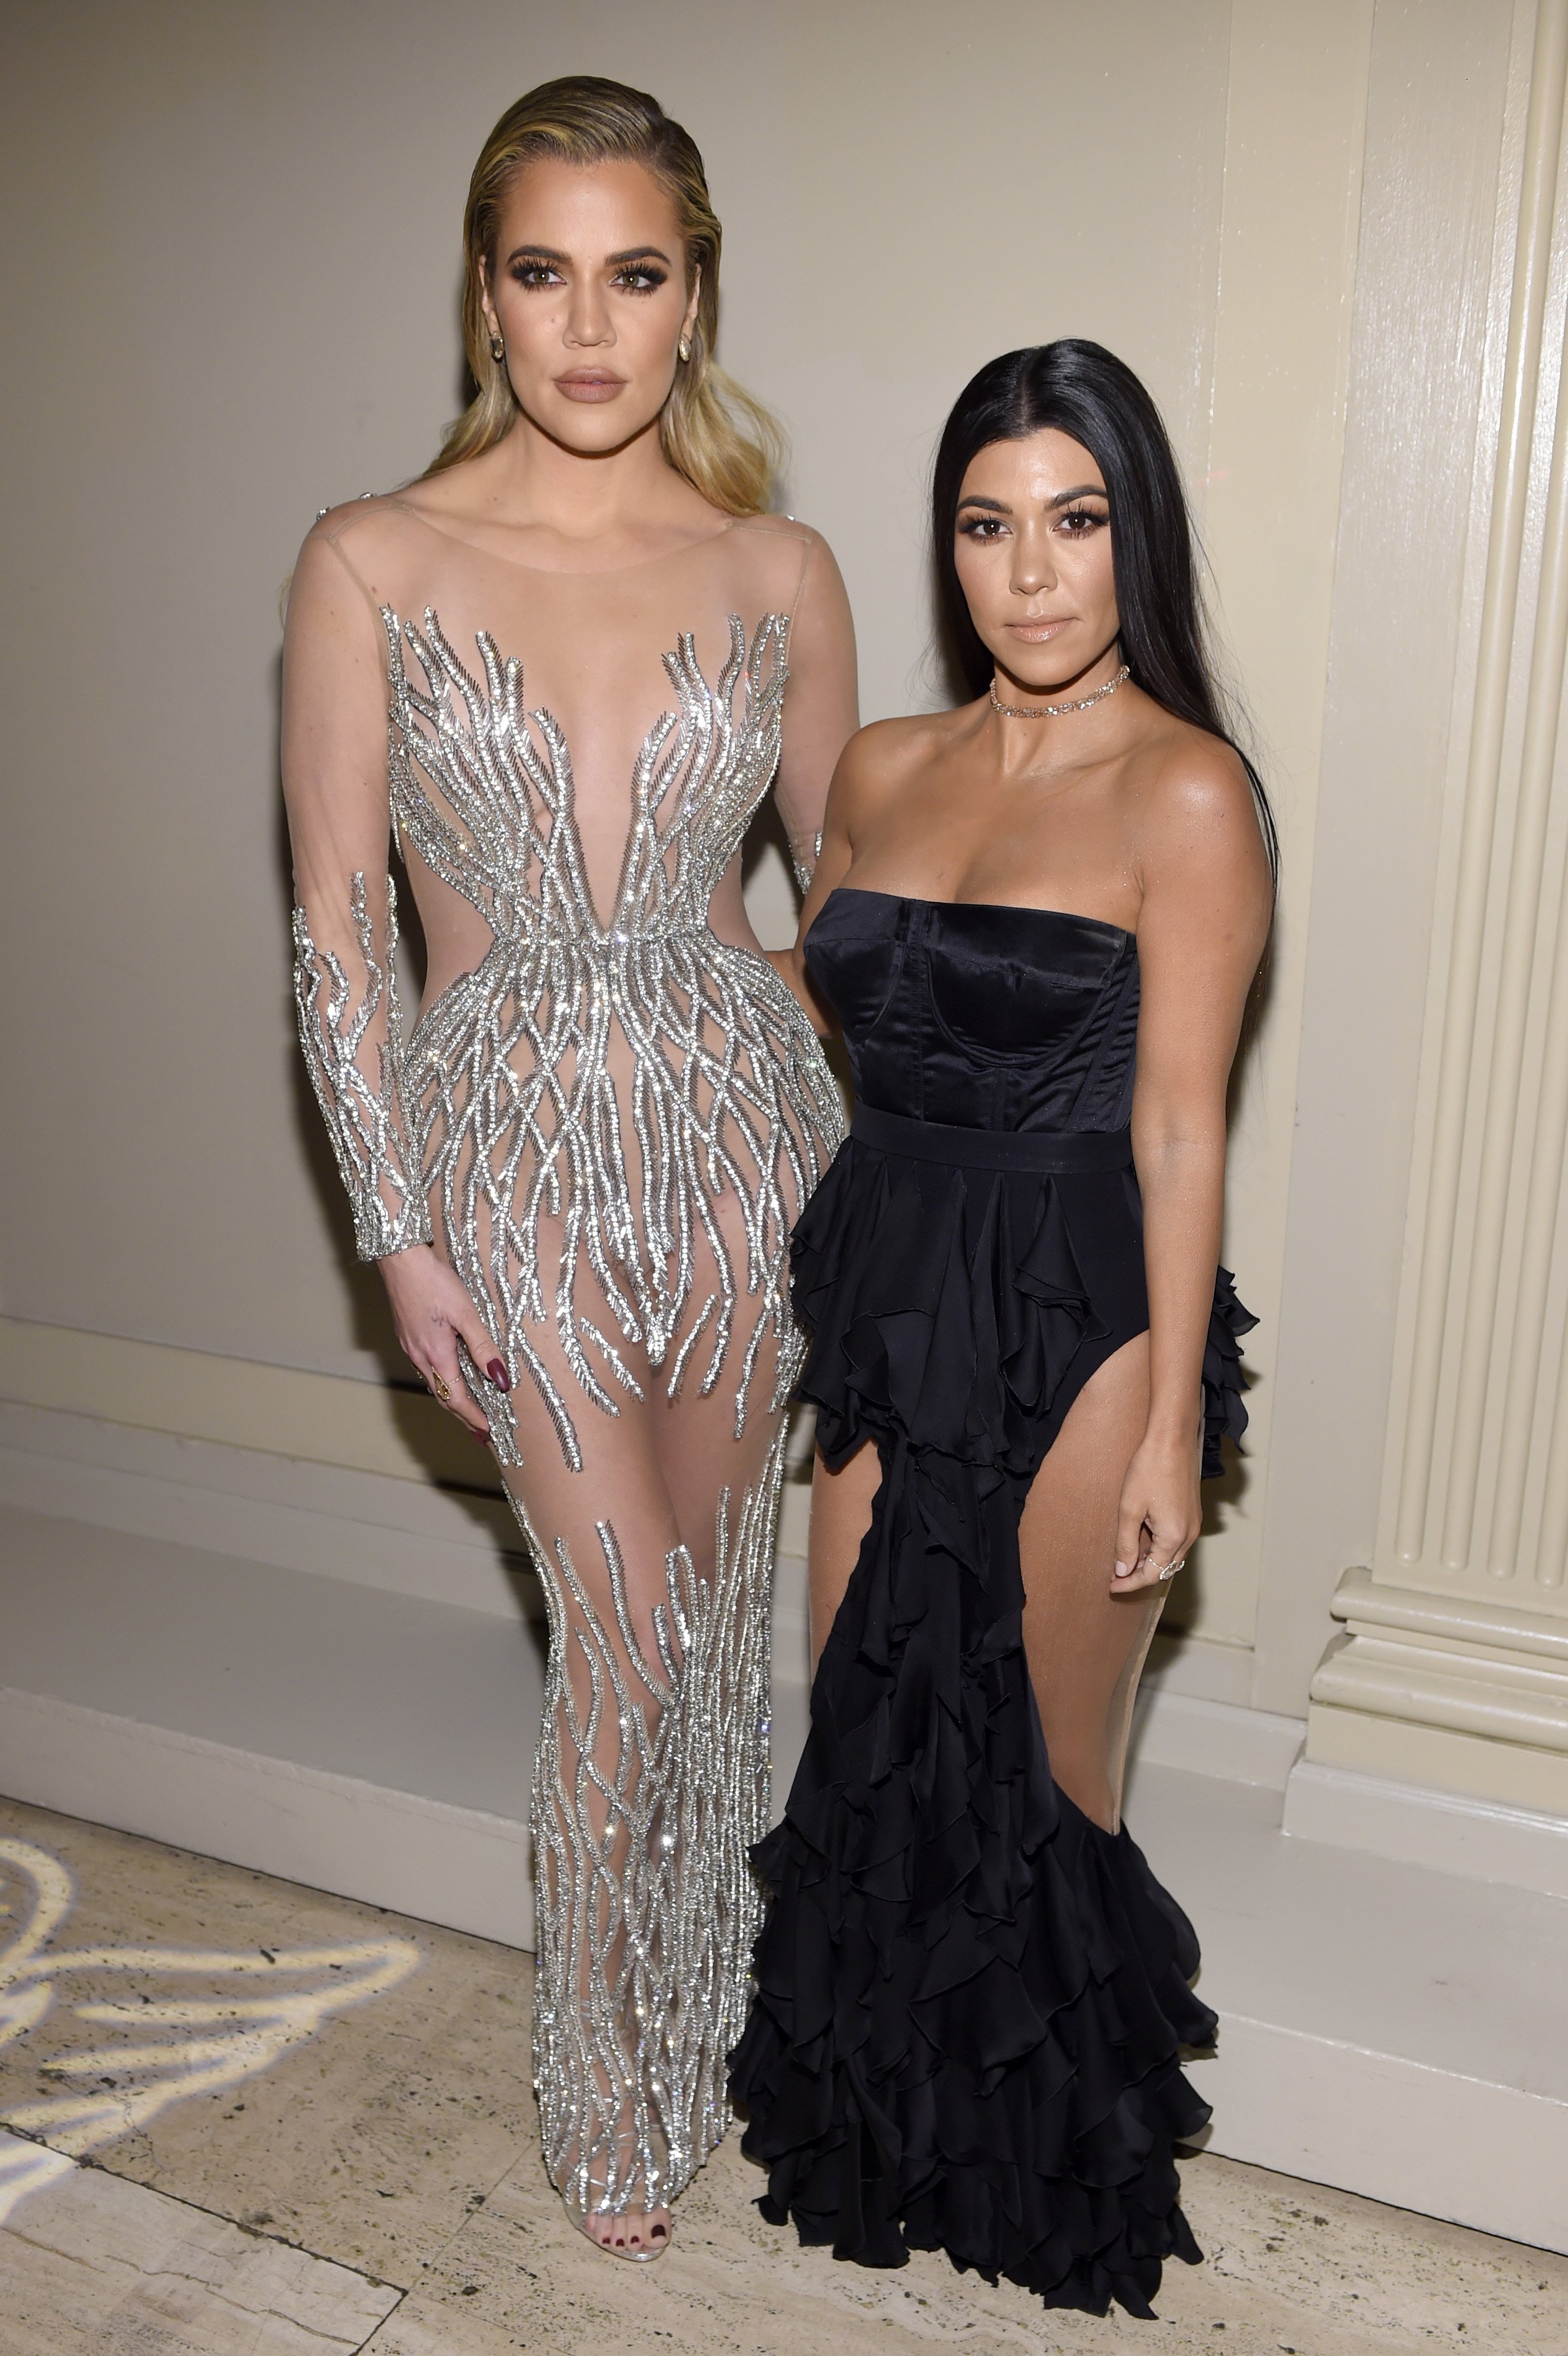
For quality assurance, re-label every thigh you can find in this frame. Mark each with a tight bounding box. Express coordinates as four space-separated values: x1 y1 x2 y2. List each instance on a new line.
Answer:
806 1435 882 1673
1018 1333 1164 1834
497 1273 683 1659
502 1226 789 1649
647 1222 793 1586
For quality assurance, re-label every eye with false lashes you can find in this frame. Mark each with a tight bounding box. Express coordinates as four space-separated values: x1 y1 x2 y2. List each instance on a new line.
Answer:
956 505 1109 543
507 259 669 294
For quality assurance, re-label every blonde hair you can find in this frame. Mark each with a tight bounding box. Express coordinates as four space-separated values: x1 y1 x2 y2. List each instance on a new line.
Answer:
427 76 783 514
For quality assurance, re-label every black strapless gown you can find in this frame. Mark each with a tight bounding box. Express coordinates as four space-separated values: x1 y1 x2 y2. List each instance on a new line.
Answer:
728 889 1253 2319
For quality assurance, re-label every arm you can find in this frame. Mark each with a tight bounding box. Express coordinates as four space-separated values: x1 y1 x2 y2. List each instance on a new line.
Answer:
1113 746 1273 1593
281 523 503 1438
774 530 858 893
767 734 862 1032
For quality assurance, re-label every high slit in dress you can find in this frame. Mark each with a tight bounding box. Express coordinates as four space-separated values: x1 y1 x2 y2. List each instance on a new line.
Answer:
728 885 1254 2317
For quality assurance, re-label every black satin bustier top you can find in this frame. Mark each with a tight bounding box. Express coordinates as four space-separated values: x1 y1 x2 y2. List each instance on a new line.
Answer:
803 887 1139 1135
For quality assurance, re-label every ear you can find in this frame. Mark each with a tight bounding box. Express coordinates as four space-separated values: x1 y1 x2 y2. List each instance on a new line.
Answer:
683 264 702 338
478 255 499 339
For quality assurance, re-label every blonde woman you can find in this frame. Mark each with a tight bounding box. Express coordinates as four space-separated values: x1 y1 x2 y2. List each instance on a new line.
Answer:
282 78 856 2259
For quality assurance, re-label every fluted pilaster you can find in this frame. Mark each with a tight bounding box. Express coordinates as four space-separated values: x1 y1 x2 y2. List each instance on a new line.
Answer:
1308 0 1568 1815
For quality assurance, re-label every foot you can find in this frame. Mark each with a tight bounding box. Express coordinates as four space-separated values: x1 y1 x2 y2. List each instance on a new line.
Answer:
576 2200 672 2259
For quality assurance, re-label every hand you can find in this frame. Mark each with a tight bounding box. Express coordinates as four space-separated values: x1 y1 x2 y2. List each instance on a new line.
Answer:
377 1244 510 1441
1112 1425 1202 1596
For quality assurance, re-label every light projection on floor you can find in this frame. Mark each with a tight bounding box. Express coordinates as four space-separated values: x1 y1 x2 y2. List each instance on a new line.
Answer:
0 1836 421 2226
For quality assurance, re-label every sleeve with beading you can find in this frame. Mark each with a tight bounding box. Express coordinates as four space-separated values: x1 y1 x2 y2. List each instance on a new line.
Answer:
283 519 431 1261
292 868 429 1258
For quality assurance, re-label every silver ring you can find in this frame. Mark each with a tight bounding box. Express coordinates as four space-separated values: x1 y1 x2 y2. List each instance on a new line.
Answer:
1154 1556 1186 1582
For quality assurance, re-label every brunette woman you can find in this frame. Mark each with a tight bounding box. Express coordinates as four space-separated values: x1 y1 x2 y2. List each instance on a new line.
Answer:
730 340 1273 2317
283 79 855 2258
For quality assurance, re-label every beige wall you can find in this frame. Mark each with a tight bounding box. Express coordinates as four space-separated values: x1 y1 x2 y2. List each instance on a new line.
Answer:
3 0 1554 1730
0 0 1236 1375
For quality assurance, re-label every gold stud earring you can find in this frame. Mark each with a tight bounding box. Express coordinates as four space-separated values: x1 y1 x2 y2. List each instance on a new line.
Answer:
490 331 505 361
678 331 692 364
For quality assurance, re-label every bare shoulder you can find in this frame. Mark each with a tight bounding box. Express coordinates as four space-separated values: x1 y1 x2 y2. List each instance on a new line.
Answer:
1138 713 1263 851
831 710 955 806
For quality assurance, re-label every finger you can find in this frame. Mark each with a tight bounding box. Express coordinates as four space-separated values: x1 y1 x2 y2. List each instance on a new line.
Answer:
428 1344 493 1439
1131 1521 1192 1593
1113 1499 1149 1584
459 1309 511 1395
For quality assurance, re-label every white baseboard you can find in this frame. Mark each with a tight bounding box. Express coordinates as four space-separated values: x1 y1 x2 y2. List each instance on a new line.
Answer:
1284 1755 1568 1896
0 1686 533 1949
0 1401 527 1615
1188 2011 1568 2254
1131 1689 1305 1791
1142 1626 1258 1706
0 1399 817 1620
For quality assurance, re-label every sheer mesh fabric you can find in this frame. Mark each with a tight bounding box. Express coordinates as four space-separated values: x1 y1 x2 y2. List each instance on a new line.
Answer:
283 495 855 2221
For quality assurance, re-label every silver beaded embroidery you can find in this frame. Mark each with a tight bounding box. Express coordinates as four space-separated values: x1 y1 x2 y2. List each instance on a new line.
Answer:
293 600 841 2219
519 1430 787 2217
293 873 432 1260
387 605 842 1469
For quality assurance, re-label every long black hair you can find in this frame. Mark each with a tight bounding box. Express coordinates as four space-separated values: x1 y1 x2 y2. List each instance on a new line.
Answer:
932 338 1278 885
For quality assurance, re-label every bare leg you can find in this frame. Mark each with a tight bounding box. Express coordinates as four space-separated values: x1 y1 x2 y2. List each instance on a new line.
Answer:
1018 1336 1164 1833
804 1340 1163 1833
807 1436 883 1673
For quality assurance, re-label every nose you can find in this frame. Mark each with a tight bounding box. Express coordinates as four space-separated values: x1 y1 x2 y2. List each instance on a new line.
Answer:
564 275 614 349
1010 515 1059 599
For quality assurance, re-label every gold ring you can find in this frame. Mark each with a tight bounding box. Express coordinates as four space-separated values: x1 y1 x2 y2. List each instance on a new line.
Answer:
430 1372 452 1402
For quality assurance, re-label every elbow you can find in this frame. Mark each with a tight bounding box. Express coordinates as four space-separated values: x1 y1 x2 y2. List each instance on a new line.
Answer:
1130 1115 1229 1182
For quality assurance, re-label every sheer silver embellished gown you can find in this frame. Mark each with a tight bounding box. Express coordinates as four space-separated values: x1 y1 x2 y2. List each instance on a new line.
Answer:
282 495 855 2226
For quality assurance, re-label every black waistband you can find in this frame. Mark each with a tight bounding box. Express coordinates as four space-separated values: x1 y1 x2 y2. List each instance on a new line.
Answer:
850 1104 1133 1174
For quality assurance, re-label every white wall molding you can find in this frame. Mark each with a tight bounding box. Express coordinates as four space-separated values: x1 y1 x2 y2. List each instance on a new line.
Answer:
1293 3 1568 1825
1187 2012 1568 2257
0 1687 532 1950
1131 1690 1304 1791
0 1380 815 1616
1284 1755 1568 1895
0 1400 527 1616
1382 0 1568 1590
0 1315 478 1489
1306 1565 1568 1814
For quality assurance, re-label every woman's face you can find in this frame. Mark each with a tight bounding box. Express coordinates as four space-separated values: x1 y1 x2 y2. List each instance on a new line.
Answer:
481 156 700 455
952 429 1119 694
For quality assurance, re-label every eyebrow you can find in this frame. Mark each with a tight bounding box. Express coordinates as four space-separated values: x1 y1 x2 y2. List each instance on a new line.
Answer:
502 242 674 267
956 482 1109 514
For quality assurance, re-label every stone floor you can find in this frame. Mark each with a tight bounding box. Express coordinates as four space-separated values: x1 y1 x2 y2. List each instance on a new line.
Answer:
0 1796 1563 2356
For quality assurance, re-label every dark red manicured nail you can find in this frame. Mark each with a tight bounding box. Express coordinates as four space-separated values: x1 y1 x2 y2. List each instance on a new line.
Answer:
486 1357 511 1391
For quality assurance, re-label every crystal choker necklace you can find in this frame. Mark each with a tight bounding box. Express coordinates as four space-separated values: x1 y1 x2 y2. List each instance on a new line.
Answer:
989 663 1130 720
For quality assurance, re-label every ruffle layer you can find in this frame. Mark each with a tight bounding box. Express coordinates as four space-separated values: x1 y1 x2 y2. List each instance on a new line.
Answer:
1202 1261 1255 1481
730 1133 1243 2317
789 1135 1253 1484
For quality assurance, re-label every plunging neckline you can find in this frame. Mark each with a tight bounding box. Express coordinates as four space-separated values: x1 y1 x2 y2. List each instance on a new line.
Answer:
385 601 787 939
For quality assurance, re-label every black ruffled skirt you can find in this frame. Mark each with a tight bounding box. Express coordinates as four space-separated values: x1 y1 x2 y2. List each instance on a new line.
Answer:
728 1111 1254 2319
